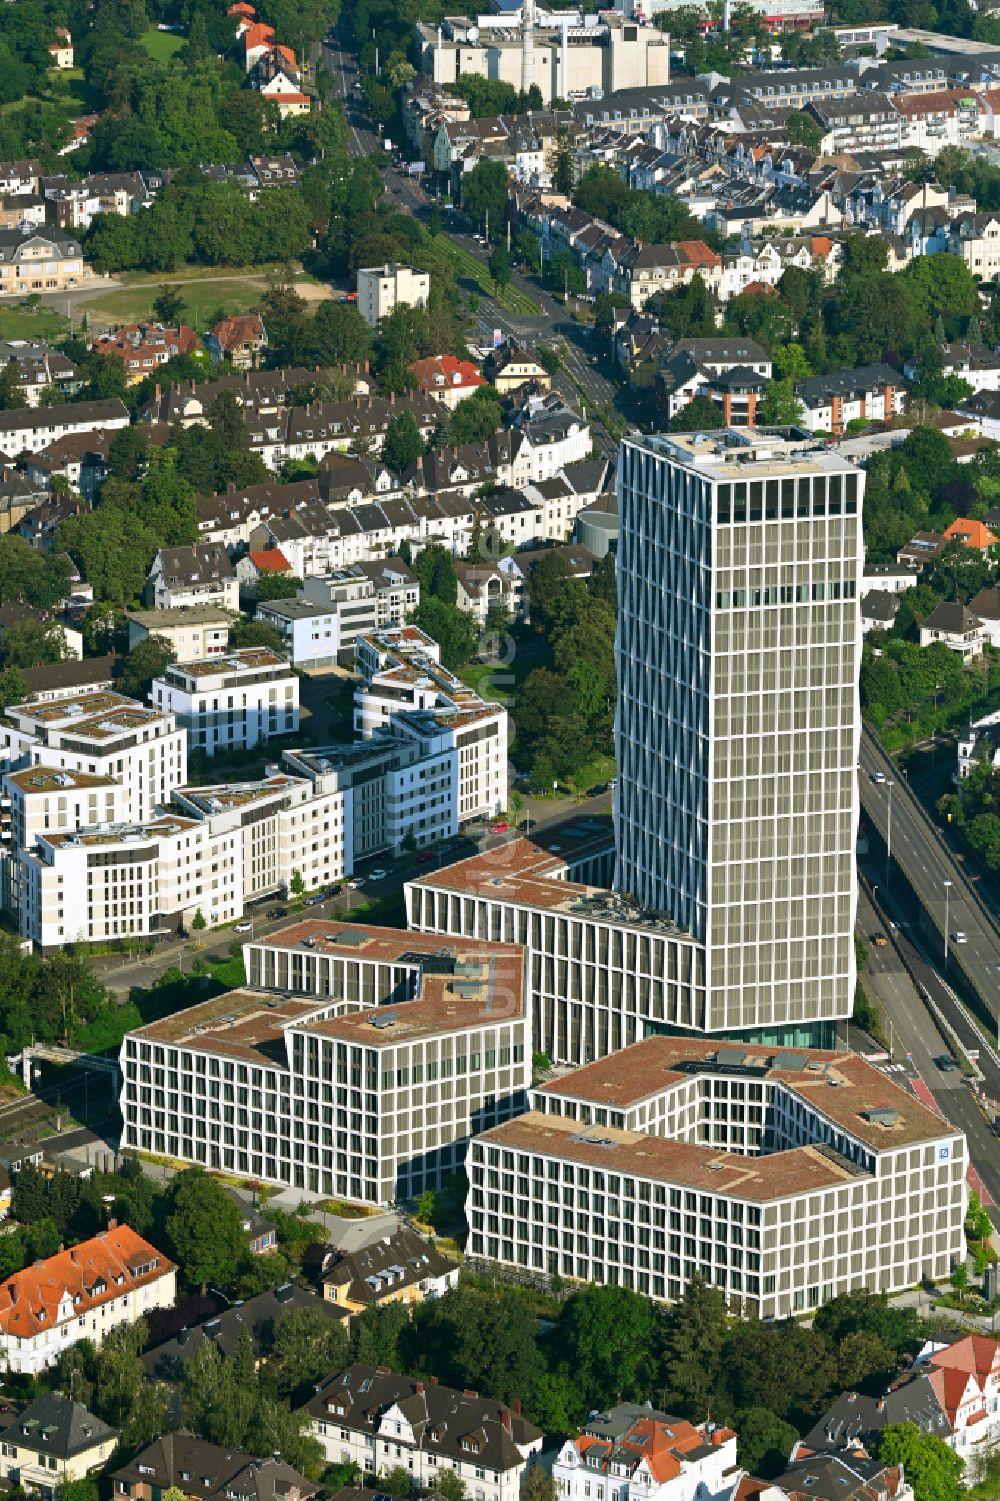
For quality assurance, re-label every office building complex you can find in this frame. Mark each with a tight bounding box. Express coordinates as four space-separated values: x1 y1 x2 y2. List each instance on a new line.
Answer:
408 428 864 1058
615 429 864 1034
464 1036 965 1317
120 922 529 1204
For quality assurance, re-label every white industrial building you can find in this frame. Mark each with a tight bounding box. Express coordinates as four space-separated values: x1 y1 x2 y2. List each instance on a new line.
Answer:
121 922 530 1205
150 648 299 756
465 1036 966 1318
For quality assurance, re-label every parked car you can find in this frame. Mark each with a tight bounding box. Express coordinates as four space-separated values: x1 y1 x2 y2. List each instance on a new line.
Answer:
417 852 435 863
268 906 288 919
233 921 253 935
325 884 342 898
347 877 365 889
490 820 509 833
369 868 388 881
304 892 326 907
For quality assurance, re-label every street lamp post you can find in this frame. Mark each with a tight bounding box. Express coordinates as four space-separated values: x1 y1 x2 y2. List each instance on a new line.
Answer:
944 880 953 967
885 780 895 889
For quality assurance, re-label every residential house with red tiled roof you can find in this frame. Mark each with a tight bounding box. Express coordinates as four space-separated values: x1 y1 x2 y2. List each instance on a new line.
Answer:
0 1225 176 1375
206 313 268 369
408 354 485 410
554 1403 739 1501
943 516 997 551
92 323 202 385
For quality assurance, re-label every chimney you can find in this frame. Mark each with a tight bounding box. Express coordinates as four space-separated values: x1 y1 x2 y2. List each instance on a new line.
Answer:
501 1408 512 1435
464 1390 479 1399
416 1381 425 1394
430 1375 438 1385
513 1400 522 1416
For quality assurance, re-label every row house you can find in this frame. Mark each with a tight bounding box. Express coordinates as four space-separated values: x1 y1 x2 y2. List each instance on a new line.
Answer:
804 94 905 157
904 340 1000 393
612 239 723 309
721 234 842 299
42 170 162 231
140 367 323 425
244 393 448 470
795 363 908 434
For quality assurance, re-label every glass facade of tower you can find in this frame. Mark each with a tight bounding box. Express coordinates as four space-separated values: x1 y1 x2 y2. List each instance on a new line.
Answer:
616 430 864 1034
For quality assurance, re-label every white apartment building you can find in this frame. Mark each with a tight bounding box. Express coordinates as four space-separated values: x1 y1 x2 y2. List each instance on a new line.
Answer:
306 1365 542 1501
284 738 458 857
5 767 125 854
357 264 430 330
18 769 351 949
554 1404 739 1501
957 707 1000 780
465 1036 966 1319
615 430 864 1040
355 626 507 824
150 648 299 756
260 561 420 667
121 922 530 1205
1 691 187 825
18 813 240 949
0 1226 176 1376
794 366 907 435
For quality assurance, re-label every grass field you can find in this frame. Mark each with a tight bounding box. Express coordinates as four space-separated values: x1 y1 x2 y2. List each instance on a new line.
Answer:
83 275 271 332
434 235 541 318
0 304 70 341
140 26 185 61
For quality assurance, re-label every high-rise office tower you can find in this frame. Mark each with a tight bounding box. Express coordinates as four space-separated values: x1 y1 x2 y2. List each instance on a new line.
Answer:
616 428 864 1034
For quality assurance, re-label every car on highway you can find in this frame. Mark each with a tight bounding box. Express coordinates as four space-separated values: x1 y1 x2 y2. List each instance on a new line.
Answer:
870 770 887 783
303 892 326 907
369 868 388 881
233 921 253 935
268 906 288 919
951 930 968 944
870 931 888 947
490 820 509 833
935 1054 957 1071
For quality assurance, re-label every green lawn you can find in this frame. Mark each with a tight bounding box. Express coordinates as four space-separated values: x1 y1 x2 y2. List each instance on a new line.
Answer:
140 26 185 61
433 235 541 317
0 304 70 341
83 275 270 332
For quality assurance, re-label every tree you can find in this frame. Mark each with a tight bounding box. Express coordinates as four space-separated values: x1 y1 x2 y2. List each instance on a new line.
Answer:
117 636 176 701
191 908 207 932
873 1426 964 1501
670 395 725 432
0 361 26 411
290 869 306 898
434 1470 467 1501
950 1262 969 1303
735 1408 799 1479
787 110 823 152
269 1307 350 1398
378 1467 413 1497
447 388 504 445
489 244 512 290
547 127 576 195
108 425 150 481
153 286 185 326
414 544 458 605
382 411 425 474
554 1285 659 1417
463 159 509 239
413 597 478 670
659 1276 728 1419
759 378 805 426
523 1468 555 1501
165 1168 247 1292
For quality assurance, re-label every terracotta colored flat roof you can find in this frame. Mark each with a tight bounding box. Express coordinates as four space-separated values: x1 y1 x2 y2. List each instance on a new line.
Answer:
474 1111 862 1200
536 1035 954 1151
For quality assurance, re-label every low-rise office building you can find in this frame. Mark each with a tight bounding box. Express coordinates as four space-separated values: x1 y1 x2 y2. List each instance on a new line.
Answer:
0 1226 176 1374
306 1364 543 1501
121 922 530 1204
150 648 299 755
464 1036 966 1319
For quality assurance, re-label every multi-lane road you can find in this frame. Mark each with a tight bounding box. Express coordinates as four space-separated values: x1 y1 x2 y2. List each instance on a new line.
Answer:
859 727 1000 1042
319 31 621 455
